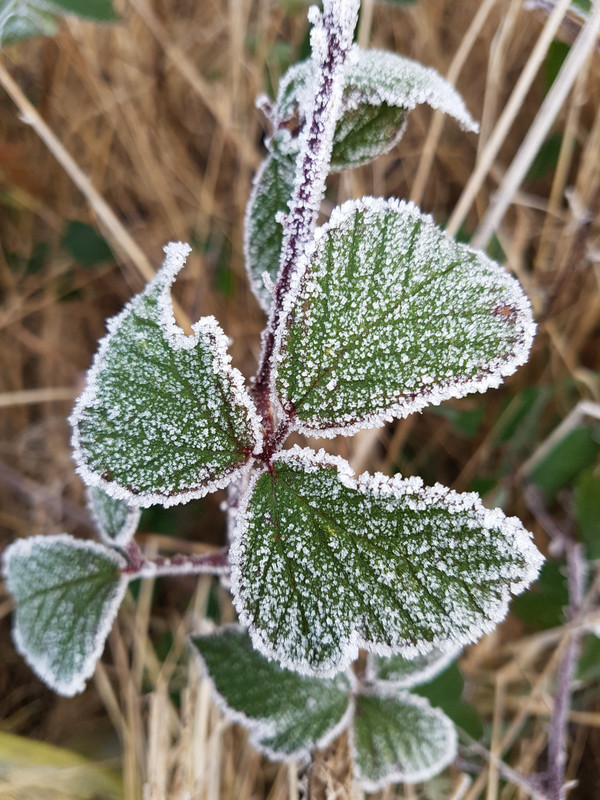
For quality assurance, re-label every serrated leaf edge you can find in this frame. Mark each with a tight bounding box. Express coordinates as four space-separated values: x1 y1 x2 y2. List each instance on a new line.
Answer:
2 533 128 697
271 196 536 439
190 625 354 763
351 690 458 792
70 241 263 508
231 445 542 677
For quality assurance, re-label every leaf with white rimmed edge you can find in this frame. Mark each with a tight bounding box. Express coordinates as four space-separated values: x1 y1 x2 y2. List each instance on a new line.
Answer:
0 0 117 47
190 626 352 761
352 691 457 792
273 197 535 438
367 645 462 690
274 48 478 171
2 534 127 696
244 136 296 313
231 446 543 677
71 242 262 508
86 485 141 546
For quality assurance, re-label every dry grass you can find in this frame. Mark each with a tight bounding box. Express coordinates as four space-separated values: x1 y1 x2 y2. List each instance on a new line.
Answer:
0 0 599 798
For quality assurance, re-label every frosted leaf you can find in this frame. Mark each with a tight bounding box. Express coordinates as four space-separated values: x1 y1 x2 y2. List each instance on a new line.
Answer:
71 242 262 508
190 627 351 761
273 198 535 438
86 485 141 547
2 534 127 696
275 48 478 171
367 645 462 690
244 139 296 313
352 692 457 791
0 0 116 46
231 447 542 677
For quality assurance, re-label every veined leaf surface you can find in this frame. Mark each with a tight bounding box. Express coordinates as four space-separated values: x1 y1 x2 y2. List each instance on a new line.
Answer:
71 242 262 507
353 692 457 791
191 627 351 760
275 48 478 170
2 534 127 696
231 447 542 676
274 198 535 438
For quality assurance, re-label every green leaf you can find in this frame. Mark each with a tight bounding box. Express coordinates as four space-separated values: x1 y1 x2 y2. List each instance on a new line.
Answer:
231 447 542 676
86 486 141 546
352 692 457 791
71 242 262 507
413 663 483 740
61 220 113 268
369 645 461 689
191 627 351 760
275 48 478 171
2 534 127 696
0 1 58 45
574 462 600 560
244 140 296 313
511 559 568 631
274 198 535 438
529 425 600 501
46 0 117 21
0 0 116 46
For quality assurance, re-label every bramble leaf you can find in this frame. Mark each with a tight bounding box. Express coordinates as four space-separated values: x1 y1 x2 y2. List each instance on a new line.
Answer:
86 486 141 546
2 534 127 696
274 198 535 438
0 0 116 46
353 692 457 791
244 140 296 313
368 645 461 689
191 627 351 760
71 242 262 507
275 48 478 170
231 447 542 676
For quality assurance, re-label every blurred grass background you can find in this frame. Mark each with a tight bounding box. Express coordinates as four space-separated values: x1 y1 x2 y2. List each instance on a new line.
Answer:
0 0 599 797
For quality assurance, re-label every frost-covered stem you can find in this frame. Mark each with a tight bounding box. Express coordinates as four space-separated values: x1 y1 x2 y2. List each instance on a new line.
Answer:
123 542 230 578
545 540 585 800
252 0 359 429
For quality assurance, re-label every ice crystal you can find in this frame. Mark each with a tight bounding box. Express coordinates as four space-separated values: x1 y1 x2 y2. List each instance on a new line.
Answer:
71 242 262 507
273 197 536 438
191 626 351 761
2 534 127 696
231 446 542 677
274 48 478 171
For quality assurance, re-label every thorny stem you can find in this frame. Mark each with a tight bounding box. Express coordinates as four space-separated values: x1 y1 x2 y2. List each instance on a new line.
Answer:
123 540 230 578
252 0 359 441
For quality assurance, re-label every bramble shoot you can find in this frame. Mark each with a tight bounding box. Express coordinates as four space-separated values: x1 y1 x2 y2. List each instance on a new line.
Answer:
3 0 543 791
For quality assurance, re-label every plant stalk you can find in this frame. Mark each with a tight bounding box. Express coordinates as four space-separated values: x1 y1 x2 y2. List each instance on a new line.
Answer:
251 0 359 436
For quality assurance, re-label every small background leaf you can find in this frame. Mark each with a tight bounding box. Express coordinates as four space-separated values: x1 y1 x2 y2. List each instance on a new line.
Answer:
353 692 457 791
3 534 127 696
413 663 484 740
191 628 350 759
61 221 113 268
86 486 141 546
